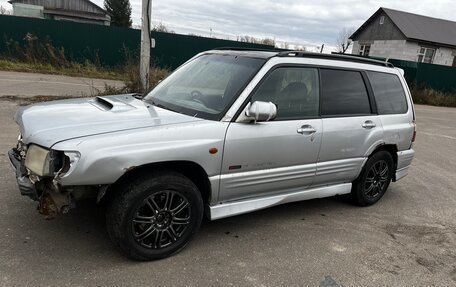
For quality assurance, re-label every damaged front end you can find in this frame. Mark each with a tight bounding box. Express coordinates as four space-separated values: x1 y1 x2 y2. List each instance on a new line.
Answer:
8 135 97 219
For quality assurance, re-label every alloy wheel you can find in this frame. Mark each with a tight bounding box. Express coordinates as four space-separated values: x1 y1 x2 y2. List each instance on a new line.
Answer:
364 160 389 198
131 190 191 249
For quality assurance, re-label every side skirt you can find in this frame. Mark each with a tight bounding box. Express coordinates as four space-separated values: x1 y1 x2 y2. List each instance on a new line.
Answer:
208 183 352 220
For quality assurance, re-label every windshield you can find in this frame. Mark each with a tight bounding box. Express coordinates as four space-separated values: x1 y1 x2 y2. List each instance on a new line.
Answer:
144 54 266 120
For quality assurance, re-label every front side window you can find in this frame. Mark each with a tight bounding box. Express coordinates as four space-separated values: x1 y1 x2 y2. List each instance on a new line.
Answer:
144 54 265 120
320 69 371 116
367 71 407 114
417 47 435 63
250 67 320 120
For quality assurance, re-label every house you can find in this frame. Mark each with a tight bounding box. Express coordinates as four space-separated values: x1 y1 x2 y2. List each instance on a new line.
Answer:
350 7 456 66
8 0 111 26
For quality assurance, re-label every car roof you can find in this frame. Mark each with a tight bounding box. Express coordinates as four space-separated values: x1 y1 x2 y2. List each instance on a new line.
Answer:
208 48 394 68
207 49 279 59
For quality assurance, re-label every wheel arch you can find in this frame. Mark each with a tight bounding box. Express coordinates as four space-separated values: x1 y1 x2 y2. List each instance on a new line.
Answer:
102 160 212 207
366 144 398 181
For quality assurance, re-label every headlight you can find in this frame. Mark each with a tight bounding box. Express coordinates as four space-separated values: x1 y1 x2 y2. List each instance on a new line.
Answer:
25 144 52 176
25 145 81 177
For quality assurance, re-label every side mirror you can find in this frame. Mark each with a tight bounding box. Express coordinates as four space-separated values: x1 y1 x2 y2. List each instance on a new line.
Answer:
245 101 277 122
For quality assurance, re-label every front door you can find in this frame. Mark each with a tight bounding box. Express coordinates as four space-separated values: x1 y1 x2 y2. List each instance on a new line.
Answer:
219 66 322 202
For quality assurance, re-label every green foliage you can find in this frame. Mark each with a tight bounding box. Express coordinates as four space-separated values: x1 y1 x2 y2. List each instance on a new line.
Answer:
104 0 132 27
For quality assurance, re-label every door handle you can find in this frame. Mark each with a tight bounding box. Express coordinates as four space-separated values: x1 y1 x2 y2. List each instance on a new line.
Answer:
362 120 376 129
297 125 316 135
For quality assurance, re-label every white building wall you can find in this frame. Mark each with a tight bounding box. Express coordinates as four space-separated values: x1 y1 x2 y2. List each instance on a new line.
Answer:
353 40 456 66
433 47 455 66
352 41 360 55
12 3 44 18
369 40 419 61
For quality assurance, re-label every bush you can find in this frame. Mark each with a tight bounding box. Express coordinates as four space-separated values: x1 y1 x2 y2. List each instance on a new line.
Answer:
123 63 170 94
410 86 456 107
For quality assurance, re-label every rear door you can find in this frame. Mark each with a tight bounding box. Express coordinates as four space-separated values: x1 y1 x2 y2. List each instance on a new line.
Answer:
366 71 414 151
219 66 322 202
313 69 384 186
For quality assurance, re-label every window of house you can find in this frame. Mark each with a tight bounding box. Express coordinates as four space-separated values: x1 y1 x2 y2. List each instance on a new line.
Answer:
320 69 371 116
417 47 435 63
367 71 408 114
380 16 385 25
359 45 371 56
251 67 320 120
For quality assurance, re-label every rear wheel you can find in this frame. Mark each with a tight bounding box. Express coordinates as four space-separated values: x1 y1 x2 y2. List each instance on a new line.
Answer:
352 151 393 206
106 171 203 260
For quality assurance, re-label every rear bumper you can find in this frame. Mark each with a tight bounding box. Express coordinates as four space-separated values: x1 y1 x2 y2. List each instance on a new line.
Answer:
395 149 415 181
8 148 38 200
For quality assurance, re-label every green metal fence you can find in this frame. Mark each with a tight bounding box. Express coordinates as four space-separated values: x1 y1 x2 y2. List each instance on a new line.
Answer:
389 59 456 92
0 15 275 69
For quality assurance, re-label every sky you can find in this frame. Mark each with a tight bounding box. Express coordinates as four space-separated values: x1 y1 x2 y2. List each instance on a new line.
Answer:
1 0 455 51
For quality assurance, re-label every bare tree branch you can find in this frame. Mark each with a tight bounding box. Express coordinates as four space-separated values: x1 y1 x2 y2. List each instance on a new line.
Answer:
238 35 276 47
336 27 356 54
0 5 11 15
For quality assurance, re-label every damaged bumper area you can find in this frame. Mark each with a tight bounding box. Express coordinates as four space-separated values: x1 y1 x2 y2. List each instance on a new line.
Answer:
8 147 71 219
8 148 38 200
8 146 100 219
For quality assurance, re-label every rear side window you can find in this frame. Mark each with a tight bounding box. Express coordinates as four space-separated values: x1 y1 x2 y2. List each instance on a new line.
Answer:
367 71 408 114
320 69 371 116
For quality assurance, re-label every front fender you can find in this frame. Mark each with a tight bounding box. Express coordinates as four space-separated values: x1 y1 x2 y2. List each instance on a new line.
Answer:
52 121 229 186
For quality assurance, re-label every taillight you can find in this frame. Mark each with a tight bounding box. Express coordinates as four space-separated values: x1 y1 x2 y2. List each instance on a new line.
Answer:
411 122 417 143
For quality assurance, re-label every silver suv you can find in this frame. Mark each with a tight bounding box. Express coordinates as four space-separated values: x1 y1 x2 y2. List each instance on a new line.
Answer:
8 49 416 260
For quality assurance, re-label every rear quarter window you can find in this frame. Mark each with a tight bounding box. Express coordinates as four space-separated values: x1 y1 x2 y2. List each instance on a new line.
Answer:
367 71 408 114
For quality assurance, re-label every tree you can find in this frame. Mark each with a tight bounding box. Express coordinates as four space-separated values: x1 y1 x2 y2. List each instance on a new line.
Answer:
259 38 275 47
336 27 356 53
104 0 132 27
0 5 11 15
152 22 174 33
238 35 276 47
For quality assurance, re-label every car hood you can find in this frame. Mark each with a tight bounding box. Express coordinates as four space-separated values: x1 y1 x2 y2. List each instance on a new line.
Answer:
15 94 203 147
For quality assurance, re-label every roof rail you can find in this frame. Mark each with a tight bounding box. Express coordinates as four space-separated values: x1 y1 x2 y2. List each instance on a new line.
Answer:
277 51 394 68
214 47 281 52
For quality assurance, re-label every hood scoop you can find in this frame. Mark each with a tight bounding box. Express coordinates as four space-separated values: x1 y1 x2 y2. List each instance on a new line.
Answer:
91 96 136 112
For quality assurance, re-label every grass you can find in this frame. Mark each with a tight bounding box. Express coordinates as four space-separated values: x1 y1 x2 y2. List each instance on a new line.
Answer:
0 57 171 96
410 86 456 108
0 58 125 80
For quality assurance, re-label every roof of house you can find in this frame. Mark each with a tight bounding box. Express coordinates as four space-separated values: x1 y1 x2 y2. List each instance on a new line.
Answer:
350 7 456 48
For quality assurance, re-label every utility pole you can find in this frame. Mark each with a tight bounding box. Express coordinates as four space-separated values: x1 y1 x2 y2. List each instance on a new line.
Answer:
140 0 152 93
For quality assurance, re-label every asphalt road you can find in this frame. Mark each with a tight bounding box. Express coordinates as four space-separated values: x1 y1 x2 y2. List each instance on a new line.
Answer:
0 99 455 286
0 71 124 97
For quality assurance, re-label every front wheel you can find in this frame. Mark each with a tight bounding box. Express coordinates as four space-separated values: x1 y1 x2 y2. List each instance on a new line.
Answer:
106 171 203 260
352 151 394 206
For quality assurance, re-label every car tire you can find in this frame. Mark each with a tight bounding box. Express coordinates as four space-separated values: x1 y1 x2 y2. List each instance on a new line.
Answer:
106 170 204 261
352 151 394 206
